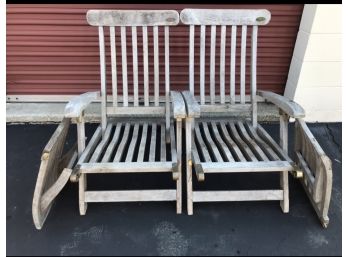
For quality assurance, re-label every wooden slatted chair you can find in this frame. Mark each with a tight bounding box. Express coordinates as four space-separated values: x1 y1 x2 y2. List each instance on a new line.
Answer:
32 10 186 229
179 9 333 227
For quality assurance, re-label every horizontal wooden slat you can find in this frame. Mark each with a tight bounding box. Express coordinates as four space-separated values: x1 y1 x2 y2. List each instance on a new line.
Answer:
106 106 165 116
85 189 177 202
79 162 174 173
193 190 284 202
200 104 251 113
200 161 294 173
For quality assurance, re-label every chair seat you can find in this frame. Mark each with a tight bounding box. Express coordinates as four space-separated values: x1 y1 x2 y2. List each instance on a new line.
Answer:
79 120 177 165
192 120 294 172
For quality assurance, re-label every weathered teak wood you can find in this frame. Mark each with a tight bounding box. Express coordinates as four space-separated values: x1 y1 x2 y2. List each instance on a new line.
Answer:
87 10 179 26
180 9 297 217
32 118 77 229
294 118 332 228
33 10 184 229
85 190 177 202
193 190 283 202
179 9 268 121
180 9 271 25
180 8 332 227
257 90 305 118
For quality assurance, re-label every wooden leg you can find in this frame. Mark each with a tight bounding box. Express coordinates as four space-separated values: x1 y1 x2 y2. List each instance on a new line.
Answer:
79 173 87 215
279 111 289 213
176 119 182 214
280 171 289 213
186 118 193 215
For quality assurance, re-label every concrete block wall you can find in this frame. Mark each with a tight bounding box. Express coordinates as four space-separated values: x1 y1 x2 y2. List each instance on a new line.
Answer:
284 4 342 122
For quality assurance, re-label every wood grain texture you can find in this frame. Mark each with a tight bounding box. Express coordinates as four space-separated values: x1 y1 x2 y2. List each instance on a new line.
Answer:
193 190 283 202
32 118 73 229
170 91 186 119
295 118 332 228
87 10 179 26
85 190 177 202
181 91 200 118
180 9 271 25
257 90 305 118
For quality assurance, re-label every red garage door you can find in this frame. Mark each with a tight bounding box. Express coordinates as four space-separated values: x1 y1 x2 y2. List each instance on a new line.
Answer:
6 4 304 100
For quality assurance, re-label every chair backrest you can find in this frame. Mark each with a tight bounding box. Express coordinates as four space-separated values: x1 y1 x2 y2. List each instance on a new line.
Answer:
180 9 271 125
86 10 179 131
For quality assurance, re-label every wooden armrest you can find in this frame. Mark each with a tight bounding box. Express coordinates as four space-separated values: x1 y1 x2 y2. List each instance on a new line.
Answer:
181 91 200 118
64 91 100 118
170 91 186 119
257 90 305 118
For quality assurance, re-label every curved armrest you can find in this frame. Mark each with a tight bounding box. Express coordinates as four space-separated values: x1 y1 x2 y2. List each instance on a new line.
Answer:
64 91 100 118
181 91 200 118
170 91 186 119
257 90 305 118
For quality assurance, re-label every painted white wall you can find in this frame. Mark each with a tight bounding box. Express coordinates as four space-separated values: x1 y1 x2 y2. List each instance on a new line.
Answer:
284 4 342 122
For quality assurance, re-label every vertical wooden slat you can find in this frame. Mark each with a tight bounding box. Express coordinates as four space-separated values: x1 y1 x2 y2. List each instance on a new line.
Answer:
279 111 289 213
149 123 157 162
153 26 159 106
175 120 182 214
160 124 167 161
110 26 117 107
220 25 226 104
251 25 258 127
79 174 87 215
101 123 122 162
210 25 216 104
137 123 148 162
202 122 223 162
113 124 130 162
186 118 193 215
219 121 246 162
230 25 237 104
98 26 107 132
194 126 212 162
165 26 170 135
121 26 128 107
200 25 206 104
89 124 113 163
77 116 85 157
142 26 149 106
132 26 139 107
125 124 140 162
189 25 195 94
240 25 247 104
211 122 234 161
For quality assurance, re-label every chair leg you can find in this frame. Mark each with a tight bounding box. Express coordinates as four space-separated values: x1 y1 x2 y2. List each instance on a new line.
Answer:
79 174 87 215
186 118 193 215
176 120 183 214
176 172 182 214
280 171 289 213
279 111 289 213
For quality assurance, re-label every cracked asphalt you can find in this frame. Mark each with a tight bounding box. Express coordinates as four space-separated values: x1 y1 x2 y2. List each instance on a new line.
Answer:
7 122 342 256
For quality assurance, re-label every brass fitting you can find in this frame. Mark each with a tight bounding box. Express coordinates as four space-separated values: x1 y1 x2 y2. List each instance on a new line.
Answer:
41 152 49 160
188 160 193 166
292 170 304 179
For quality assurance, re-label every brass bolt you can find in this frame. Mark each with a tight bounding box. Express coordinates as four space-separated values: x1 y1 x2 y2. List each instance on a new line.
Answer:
292 170 304 179
41 152 49 160
188 160 193 166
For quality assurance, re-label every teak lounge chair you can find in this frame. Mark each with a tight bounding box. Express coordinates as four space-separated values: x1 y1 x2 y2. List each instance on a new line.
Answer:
32 10 186 229
179 9 333 228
